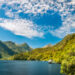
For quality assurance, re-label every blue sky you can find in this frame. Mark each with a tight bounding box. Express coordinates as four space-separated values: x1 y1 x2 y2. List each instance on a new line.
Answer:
0 0 75 48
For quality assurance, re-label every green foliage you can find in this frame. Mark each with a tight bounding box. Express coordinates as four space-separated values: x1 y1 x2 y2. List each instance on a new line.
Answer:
61 56 75 75
61 45 75 75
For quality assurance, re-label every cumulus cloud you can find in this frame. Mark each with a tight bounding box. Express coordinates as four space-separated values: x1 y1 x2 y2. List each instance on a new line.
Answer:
0 19 44 38
0 0 75 38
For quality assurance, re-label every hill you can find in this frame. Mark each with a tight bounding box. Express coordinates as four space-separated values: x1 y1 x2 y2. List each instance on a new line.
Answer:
0 41 32 59
4 41 32 53
9 33 75 62
0 41 15 58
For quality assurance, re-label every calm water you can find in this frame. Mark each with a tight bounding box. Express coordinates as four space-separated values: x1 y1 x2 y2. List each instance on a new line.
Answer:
0 61 63 75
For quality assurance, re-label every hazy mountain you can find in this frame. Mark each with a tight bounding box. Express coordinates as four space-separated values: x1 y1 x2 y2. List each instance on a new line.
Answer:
0 41 32 58
43 44 53 48
4 41 32 53
0 41 15 58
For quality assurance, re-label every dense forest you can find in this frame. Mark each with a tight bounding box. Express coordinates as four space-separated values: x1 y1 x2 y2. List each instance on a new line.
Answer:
0 33 75 75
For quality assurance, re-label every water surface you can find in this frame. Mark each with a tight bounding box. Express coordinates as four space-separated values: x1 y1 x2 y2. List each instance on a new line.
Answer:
0 61 63 75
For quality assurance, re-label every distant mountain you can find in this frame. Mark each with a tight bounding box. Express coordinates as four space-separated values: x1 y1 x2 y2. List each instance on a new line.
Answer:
43 44 53 48
0 41 32 59
4 41 32 53
0 41 15 58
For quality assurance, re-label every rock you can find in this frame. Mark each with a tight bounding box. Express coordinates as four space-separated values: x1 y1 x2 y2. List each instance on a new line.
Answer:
48 60 53 64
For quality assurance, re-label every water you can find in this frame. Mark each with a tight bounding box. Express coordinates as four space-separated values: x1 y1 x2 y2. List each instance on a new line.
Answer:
0 61 63 75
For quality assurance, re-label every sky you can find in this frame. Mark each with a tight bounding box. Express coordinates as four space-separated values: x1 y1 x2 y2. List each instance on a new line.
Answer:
0 0 75 48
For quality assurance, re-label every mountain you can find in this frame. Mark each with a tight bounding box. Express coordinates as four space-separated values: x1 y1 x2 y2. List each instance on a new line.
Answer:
4 33 75 75
43 44 53 48
0 41 32 59
0 41 15 58
9 33 75 62
4 41 32 53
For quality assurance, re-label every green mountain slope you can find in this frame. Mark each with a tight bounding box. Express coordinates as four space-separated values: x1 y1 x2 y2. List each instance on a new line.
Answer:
0 41 32 59
9 33 75 62
4 41 32 53
0 41 15 58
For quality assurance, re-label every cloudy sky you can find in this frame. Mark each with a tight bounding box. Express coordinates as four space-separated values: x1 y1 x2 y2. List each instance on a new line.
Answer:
0 0 75 48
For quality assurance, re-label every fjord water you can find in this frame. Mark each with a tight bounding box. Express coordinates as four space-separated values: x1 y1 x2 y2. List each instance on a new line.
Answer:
0 61 63 75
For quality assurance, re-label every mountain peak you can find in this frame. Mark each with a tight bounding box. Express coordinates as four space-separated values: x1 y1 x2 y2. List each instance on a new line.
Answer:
43 44 53 48
21 43 28 46
0 40 32 58
4 41 16 45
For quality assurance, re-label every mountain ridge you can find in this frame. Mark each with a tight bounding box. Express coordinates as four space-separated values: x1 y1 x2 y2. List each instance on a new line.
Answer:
4 41 32 53
8 33 75 62
43 44 53 48
0 41 32 58
0 41 15 58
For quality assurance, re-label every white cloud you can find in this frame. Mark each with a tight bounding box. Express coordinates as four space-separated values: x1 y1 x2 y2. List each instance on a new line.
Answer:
70 0 75 5
0 0 75 15
5 11 14 18
0 19 44 38
50 14 75 38
0 0 75 38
